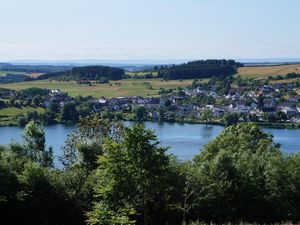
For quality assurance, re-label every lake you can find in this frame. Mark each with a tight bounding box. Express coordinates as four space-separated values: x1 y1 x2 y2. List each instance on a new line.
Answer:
1 122 300 166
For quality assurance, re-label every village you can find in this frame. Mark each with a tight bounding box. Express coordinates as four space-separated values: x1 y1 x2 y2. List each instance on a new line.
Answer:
37 80 300 124
94 82 300 123
1 77 300 126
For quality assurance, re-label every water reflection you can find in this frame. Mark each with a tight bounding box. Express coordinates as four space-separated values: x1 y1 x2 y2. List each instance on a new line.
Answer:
200 126 214 139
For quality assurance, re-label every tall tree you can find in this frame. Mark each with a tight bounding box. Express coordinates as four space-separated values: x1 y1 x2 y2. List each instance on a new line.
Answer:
60 114 124 170
87 124 169 225
201 109 213 125
134 106 147 121
223 112 239 126
23 121 53 167
60 102 79 122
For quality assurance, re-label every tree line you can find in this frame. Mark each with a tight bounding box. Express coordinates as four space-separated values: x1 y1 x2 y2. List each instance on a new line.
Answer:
38 66 125 81
158 59 243 80
1 116 300 225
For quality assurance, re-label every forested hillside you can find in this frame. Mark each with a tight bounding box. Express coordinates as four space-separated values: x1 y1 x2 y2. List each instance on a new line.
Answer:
39 66 125 81
158 59 243 80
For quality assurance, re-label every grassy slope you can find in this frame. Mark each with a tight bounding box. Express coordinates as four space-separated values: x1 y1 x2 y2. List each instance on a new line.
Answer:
0 79 195 98
238 64 300 78
0 106 45 125
0 106 45 116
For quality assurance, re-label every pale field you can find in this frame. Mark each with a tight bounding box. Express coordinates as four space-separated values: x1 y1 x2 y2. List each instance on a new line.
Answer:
238 64 300 78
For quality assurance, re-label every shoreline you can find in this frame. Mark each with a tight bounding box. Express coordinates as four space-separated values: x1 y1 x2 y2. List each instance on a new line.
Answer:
1 116 300 130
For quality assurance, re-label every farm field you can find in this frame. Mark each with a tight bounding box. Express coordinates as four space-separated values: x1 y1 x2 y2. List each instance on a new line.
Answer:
0 79 195 98
237 64 300 78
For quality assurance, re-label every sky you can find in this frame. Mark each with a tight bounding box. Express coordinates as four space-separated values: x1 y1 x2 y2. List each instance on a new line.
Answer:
1 0 300 62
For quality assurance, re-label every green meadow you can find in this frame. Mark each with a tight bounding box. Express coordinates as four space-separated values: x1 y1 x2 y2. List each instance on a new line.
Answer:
0 79 195 98
0 106 45 125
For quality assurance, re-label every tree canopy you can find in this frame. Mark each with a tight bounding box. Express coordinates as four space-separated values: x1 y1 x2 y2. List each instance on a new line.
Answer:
39 66 124 81
1 119 300 225
158 59 243 80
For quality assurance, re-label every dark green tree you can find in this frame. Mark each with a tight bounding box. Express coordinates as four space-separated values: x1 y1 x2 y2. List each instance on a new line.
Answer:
223 112 239 126
32 95 42 106
23 121 53 167
60 102 79 122
49 102 60 114
134 106 147 121
87 124 169 225
201 109 213 125
192 123 284 223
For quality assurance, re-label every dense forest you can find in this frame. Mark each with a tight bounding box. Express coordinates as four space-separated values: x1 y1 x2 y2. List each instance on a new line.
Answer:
39 66 125 81
1 115 300 225
158 59 243 80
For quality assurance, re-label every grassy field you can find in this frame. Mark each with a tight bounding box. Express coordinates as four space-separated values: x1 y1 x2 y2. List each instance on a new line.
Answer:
0 79 195 98
237 64 300 78
0 106 45 116
0 106 45 125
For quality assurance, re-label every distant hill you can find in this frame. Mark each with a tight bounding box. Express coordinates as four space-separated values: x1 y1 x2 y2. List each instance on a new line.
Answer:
38 65 125 81
0 63 71 73
0 62 12 67
158 59 243 80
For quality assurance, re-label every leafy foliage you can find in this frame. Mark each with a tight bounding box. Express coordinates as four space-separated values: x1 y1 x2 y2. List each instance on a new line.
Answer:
1 120 300 225
23 121 53 167
191 123 288 223
60 115 124 170
88 124 169 225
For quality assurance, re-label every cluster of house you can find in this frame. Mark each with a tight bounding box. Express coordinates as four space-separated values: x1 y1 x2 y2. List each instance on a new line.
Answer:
13 82 298 123
88 82 300 122
93 96 161 111
1 88 72 107
43 89 73 107
183 83 300 120
1 75 300 124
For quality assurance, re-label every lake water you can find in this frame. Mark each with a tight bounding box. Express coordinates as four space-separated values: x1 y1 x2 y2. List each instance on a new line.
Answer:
0 122 300 166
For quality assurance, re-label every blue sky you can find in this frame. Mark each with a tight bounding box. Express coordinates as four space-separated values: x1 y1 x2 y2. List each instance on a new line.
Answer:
1 0 300 61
